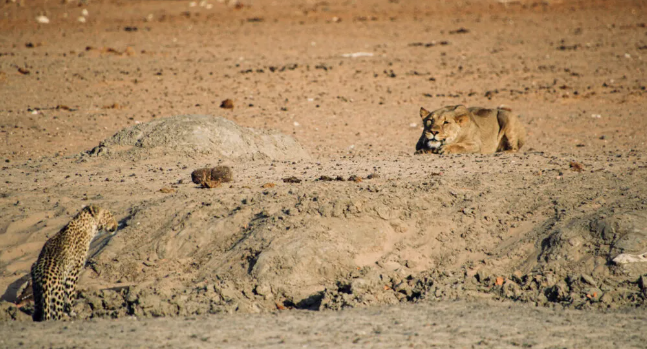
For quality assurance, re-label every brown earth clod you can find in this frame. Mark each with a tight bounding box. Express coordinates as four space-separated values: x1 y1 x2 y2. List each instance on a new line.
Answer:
191 166 233 189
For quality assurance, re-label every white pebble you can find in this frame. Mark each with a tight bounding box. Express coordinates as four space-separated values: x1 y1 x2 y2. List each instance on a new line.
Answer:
77 16 86 23
81 9 89 16
36 15 50 24
591 114 601 118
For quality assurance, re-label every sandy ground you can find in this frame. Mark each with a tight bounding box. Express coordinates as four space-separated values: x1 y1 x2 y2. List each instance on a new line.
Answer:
1 0 647 347
2 301 647 349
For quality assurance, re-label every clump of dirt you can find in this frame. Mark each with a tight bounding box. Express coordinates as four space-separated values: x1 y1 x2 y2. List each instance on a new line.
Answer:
348 175 362 182
84 115 310 161
191 166 234 188
220 99 234 110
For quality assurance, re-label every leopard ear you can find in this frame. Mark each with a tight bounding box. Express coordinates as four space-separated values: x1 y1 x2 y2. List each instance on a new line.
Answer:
420 107 431 119
86 204 100 216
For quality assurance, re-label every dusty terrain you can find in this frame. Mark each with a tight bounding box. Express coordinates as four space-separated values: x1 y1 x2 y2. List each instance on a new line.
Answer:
1 0 647 347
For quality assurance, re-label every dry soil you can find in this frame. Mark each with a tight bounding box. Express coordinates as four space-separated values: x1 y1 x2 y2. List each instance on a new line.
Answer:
1 0 647 347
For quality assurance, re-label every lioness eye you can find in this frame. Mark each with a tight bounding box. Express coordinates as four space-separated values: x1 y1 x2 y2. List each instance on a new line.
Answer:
443 121 449 125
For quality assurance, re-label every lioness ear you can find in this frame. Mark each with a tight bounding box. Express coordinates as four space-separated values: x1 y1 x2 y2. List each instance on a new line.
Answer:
453 105 469 114
455 114 470 126
420 107 431 119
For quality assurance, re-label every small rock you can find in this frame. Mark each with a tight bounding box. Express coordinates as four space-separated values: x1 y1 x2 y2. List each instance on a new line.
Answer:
569 161 584 172
580 274 597 287
449 27 470 34
36 15 50 24
159 187 175 193
600 292 613 304
220 99 234 110
511 270 524 284
348 175 362 182
282 176 301 184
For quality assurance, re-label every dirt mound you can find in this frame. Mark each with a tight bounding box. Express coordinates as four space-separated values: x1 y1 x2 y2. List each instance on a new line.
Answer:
85 115 309 161
6 153 631 320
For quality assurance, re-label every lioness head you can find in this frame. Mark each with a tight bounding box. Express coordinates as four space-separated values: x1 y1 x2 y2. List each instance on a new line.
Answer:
419 105 471 150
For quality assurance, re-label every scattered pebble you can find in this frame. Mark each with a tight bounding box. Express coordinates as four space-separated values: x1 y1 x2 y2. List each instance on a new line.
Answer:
348 175 362 182
220 99 234 109
318 175 340 181
569 161 584 172
449 27 470 34
102 103 121 109
341 52 374 58
159 187 175 193
36 15 50 24
591 114 601 118
282 176 301 183
55 105 74 111
261 183 275 188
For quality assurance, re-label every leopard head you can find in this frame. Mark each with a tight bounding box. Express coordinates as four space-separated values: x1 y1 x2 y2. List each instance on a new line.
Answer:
85 205 118 233
419 105 471 150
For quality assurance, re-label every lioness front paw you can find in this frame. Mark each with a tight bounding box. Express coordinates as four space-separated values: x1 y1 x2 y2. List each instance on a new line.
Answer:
415 148 436 155
439 145 460 154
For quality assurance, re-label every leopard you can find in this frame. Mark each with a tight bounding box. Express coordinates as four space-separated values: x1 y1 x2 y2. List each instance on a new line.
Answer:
31 204 118 321
415 105 526 155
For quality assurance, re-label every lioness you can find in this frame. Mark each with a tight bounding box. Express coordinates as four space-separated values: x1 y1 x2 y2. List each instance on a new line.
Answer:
415 105 526 154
